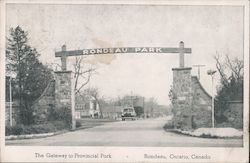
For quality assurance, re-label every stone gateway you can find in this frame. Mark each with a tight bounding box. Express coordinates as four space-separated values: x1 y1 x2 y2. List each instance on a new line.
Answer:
52 41 193 130
30 41 242 130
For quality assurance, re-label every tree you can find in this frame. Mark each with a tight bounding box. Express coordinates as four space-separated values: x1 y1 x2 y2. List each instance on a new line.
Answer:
134 106 144 117
214 54 243 88
144 97 158 117
73 56 96 95
214 54 243 123
168 85 177 106
6 26 52 125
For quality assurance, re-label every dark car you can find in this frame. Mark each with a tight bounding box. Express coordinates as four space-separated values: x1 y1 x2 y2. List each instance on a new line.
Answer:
121 107 137 121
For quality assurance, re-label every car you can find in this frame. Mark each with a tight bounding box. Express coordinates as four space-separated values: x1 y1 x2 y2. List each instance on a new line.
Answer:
121 107 137 121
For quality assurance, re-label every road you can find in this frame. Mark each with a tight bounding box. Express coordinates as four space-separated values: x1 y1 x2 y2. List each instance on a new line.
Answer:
6 116 242 147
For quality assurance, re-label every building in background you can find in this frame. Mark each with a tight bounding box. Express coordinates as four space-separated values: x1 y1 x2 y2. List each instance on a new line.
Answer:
75 95 100 119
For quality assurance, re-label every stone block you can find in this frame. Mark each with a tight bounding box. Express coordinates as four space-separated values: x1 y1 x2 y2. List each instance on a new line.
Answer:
54 71 72 111
172 67 192 129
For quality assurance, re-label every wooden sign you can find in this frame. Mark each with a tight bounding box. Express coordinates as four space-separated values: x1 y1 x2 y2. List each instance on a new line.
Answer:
55 47 191 57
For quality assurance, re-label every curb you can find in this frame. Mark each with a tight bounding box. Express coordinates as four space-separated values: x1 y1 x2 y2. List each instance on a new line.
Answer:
5 130 68 140
167 128 243 139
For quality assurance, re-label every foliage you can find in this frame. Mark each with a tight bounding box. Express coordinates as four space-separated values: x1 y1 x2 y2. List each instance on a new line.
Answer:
5 121 68 136
5 125 24 135
51 120 70 130
6 26 53 125
76 121 82 128
144 97 158 116
163 122 174 130
214 55 243 123
22 124 57 134
168 85 177 105
134 106 144 117
47 107 72 128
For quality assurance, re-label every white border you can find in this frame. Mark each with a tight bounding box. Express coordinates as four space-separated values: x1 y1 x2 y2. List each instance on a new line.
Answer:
3 0 249 6
0 0 249 162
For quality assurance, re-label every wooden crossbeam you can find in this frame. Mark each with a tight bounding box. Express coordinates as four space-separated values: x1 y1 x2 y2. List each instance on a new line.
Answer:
55 47 191 57
55 41 192 70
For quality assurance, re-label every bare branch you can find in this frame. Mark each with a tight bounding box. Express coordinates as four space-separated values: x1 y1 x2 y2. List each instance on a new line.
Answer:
225 55 244 81
72 56 96 94
75 70 93 94
214 54 229 87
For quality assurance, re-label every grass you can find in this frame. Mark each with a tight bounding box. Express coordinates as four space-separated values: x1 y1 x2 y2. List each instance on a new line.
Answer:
76 118 117 130
5 120 69 136
6 118 117 139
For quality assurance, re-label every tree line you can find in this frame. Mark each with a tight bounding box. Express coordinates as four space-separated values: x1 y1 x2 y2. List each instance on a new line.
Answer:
6 26 96 125
214 54 243 123
6 26 53 125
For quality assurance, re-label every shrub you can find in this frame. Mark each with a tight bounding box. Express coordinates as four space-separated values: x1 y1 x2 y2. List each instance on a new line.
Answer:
22 123 57 135
5 121 69 136
52 120 69 130
5 125 24 135
163 122 174 130
48 107 72 128
200 133 219 139
58 107 72 127
76 121 82 128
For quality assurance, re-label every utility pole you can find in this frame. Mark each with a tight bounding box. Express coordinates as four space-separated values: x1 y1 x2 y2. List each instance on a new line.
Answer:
207 69 217 128
193 65 206 80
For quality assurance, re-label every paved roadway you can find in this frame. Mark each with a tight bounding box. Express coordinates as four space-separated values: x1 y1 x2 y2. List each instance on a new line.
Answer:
6 117 242 147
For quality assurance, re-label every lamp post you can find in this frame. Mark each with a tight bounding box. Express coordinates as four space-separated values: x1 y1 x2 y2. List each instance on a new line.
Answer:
207 69 217 128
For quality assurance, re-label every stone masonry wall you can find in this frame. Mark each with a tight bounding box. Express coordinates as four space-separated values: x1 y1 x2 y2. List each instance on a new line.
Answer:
172 67 193 130
54 71 72 111
172 68 214 130
171 67 243 130
32 80 55 123
191 76 212 128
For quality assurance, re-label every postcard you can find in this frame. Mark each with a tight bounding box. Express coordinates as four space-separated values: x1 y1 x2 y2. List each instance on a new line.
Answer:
0 0 249 162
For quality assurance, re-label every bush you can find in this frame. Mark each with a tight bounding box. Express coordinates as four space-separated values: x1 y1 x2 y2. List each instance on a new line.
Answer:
5 121 68 136
76 121 82 128
5 125 24 135
52 120 69 130
163 122 174 130
48 107 72 128
22 123 57 135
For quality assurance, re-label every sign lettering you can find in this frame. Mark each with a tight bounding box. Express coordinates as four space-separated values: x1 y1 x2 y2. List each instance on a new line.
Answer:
55 47 192 57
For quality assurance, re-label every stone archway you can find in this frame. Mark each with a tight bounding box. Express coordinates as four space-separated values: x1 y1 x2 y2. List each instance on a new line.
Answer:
53 41 192 130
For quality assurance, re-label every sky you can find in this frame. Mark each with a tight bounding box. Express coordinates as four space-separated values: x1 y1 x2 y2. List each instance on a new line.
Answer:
6 4 244 105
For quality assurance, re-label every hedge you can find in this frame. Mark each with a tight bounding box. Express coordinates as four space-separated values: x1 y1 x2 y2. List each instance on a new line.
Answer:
5 121 69 136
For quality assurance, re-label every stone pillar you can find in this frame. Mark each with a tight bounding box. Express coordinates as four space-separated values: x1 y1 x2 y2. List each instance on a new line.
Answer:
55 70 75 130
172 67 193 130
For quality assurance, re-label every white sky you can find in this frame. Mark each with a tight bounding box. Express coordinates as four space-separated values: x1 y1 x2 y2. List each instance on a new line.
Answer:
6 4 244 105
